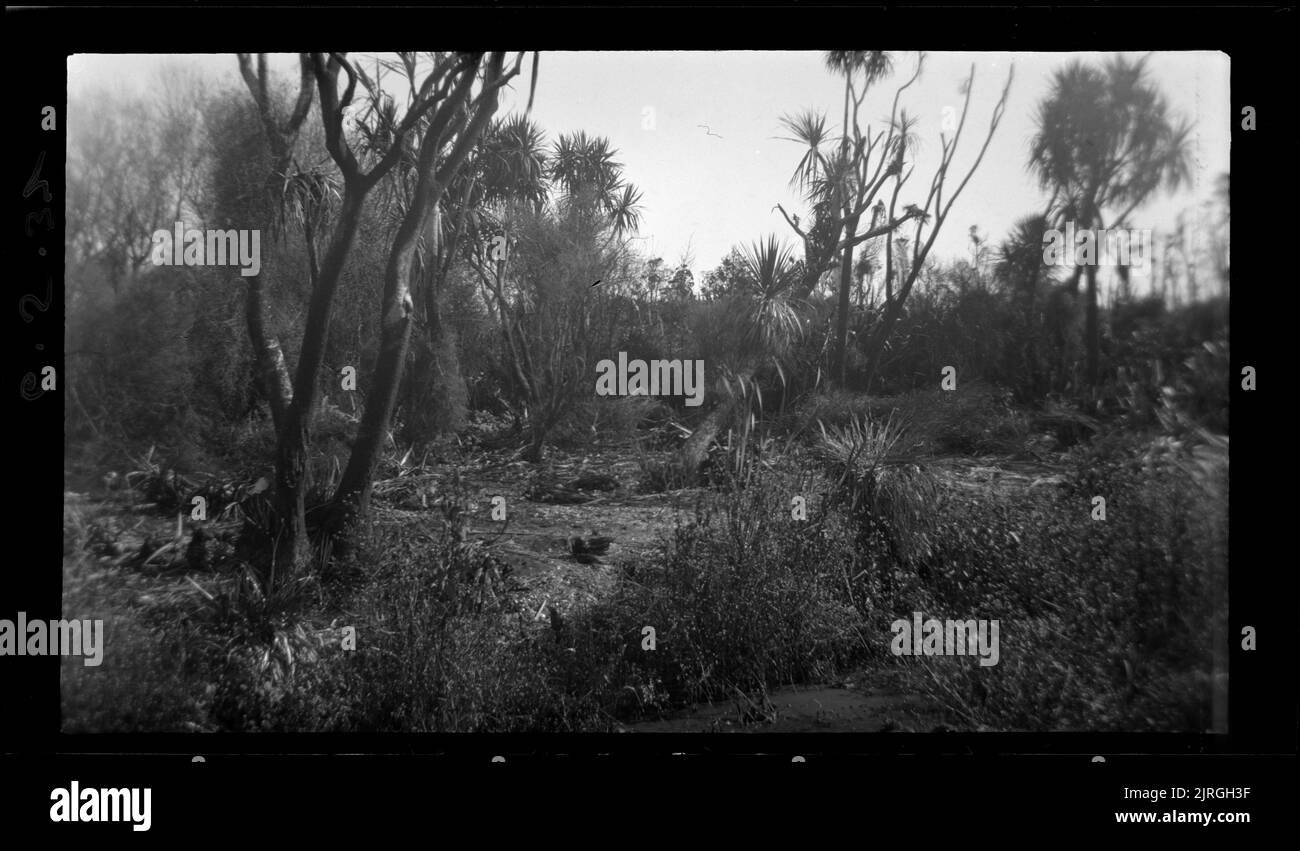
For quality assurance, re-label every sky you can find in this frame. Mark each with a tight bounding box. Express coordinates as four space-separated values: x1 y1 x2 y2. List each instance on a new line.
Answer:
69 51 1230 292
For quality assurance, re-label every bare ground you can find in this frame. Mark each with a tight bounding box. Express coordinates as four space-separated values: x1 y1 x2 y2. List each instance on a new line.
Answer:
63 444 1070 733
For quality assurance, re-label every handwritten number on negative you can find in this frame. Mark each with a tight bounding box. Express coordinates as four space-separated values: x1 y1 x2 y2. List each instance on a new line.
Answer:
24 151 51 203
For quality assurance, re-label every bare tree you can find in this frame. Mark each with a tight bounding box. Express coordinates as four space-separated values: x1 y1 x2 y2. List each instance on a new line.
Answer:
234 52 526 582
776 55 1011 390
328 52 525 539
67 74 208 296
235 53 317 433
857 64 1014 389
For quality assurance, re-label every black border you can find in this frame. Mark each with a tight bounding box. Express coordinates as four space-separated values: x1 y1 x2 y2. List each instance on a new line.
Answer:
6 4 1293 825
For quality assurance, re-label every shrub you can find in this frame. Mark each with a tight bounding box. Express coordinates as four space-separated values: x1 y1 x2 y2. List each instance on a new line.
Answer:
905 431 1228 731
620 473 867 705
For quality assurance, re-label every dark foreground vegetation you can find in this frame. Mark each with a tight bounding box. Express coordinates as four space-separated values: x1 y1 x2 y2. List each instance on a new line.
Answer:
63 51 1228 733
64 368 1228 732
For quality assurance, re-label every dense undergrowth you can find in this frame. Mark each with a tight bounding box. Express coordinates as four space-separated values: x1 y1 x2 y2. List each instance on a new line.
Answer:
60 56 1230 736
63 385 1227 733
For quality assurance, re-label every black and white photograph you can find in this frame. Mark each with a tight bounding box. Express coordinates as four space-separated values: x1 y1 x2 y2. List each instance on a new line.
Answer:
54 47 1234 738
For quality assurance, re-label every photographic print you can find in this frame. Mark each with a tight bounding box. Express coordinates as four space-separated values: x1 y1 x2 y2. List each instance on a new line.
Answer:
57 49 1231 736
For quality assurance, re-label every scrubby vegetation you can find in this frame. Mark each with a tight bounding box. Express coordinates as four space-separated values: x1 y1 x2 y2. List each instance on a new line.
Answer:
63 373 1228 733
62 51 1229 734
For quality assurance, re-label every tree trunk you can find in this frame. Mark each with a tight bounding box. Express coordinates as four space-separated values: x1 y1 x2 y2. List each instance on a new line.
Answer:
270 186 367 584
245 273 293 432
861 305 898 394
329 217 421 536
1085 262 1099 393
331 58 506 537
861 254 924 393
527 419 549 464
402 198 468 447
236 53 316 450
674 368 750 480
833 215 860 385
404 302 466 448
676 395 740 481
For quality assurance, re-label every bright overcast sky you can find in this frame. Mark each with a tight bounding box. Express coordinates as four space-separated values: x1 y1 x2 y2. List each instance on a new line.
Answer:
70 51 1230 289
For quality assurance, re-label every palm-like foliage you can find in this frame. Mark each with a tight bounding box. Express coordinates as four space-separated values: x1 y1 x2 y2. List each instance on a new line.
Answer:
824 50 894 88
815 409 911 476
274 160 341 237
541 131 644 239
779 53 902 214
806 148 858 210
779 51 907 325
776 111 855 283
884 109 922 172
826 50 894 176
478 114 550 208
737 235 804 357
606 183 644 239
454 122 646 245
778 110 832 192
1029 54 1191 393
1029 54 1192 227
438 113 550 261
995 213 1053 298
824 51 897 193
682 235 804 484
550 131 620 200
